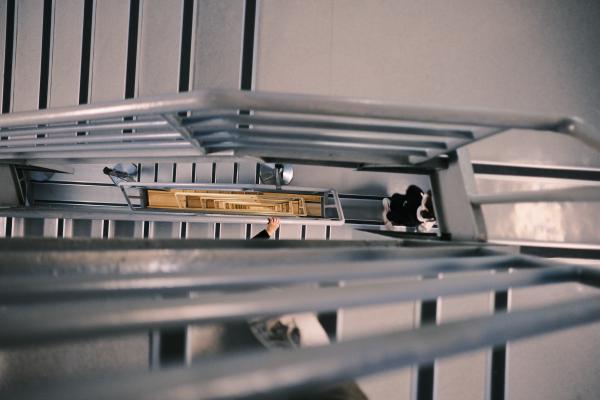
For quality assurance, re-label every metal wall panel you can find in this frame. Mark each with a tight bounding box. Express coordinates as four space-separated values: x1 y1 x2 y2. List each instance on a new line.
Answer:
305 225 326 240
507 282 600 400
42 0 85 237
22 217 44 236
0 336 149 392
436 290 493 400
11 0 43 112
10 217 24 237
192 0 244 90
49 0 84 107
187 162 215 239
12 1 151 385
255 0 333 95
237 160 261 238
9 1 44 238
237 161 257 185
147 163 177 238
339 279 419 400
279 224 302 239
214 162 246 239
137 0 182 96
89 0 129 102
42 217 59 237
193 162 213 184
89 219 104 238
137 0 185 241
214 161 235 183
110 219 136 238
175 163 194 183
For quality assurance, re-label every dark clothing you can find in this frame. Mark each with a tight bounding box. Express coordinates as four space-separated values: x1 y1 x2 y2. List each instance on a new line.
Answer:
386 185 423 227
252 229 271 239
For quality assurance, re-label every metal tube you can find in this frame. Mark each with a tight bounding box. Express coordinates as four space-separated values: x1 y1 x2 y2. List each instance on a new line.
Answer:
232 146 411 165
0 254 525 303
0 89 597 154
196 128 448 150
0 142 196 160
0 242 496 275
0 118 168 137
557 117 600 154
0 205 345 225
0 132 181 147
205 141 428 157
13 295 599 400
0 91 207 128
0 266 575 346
185 114 475 139
197 90 568 131
0 140 191 154
0 148 202 161
0 89 563 131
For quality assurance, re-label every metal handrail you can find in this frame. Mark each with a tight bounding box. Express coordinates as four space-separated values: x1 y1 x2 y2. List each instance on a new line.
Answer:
0 89 597 164
1 239 599 400
14 296 600 400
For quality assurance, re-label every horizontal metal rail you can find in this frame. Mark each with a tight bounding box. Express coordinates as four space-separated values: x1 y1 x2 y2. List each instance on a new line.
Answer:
0 265 577 346
203 139 430 157
10 295 599 400
0 254 528 303
0 89 597 165
0 241 496 275
0 204 344 226
1 238 597 400
0 131 180 147
195 128 449 149
0 117 168 137
0 142 196 160
186 113 475 139
0 148 202 162
0 237 458 251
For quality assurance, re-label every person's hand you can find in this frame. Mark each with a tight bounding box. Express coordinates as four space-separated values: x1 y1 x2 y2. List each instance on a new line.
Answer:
265 217 280 236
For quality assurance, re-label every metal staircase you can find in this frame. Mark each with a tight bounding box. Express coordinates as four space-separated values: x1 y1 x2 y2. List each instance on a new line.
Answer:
1 89 599 399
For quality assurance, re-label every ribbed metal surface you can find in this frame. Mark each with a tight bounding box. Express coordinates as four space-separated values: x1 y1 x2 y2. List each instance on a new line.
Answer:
1 238 599 400
1 89 597 165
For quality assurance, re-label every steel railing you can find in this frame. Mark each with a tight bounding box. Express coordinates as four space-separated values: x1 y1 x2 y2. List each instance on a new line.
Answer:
1 89 599 235
0 238 598 399
1 89 598 165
